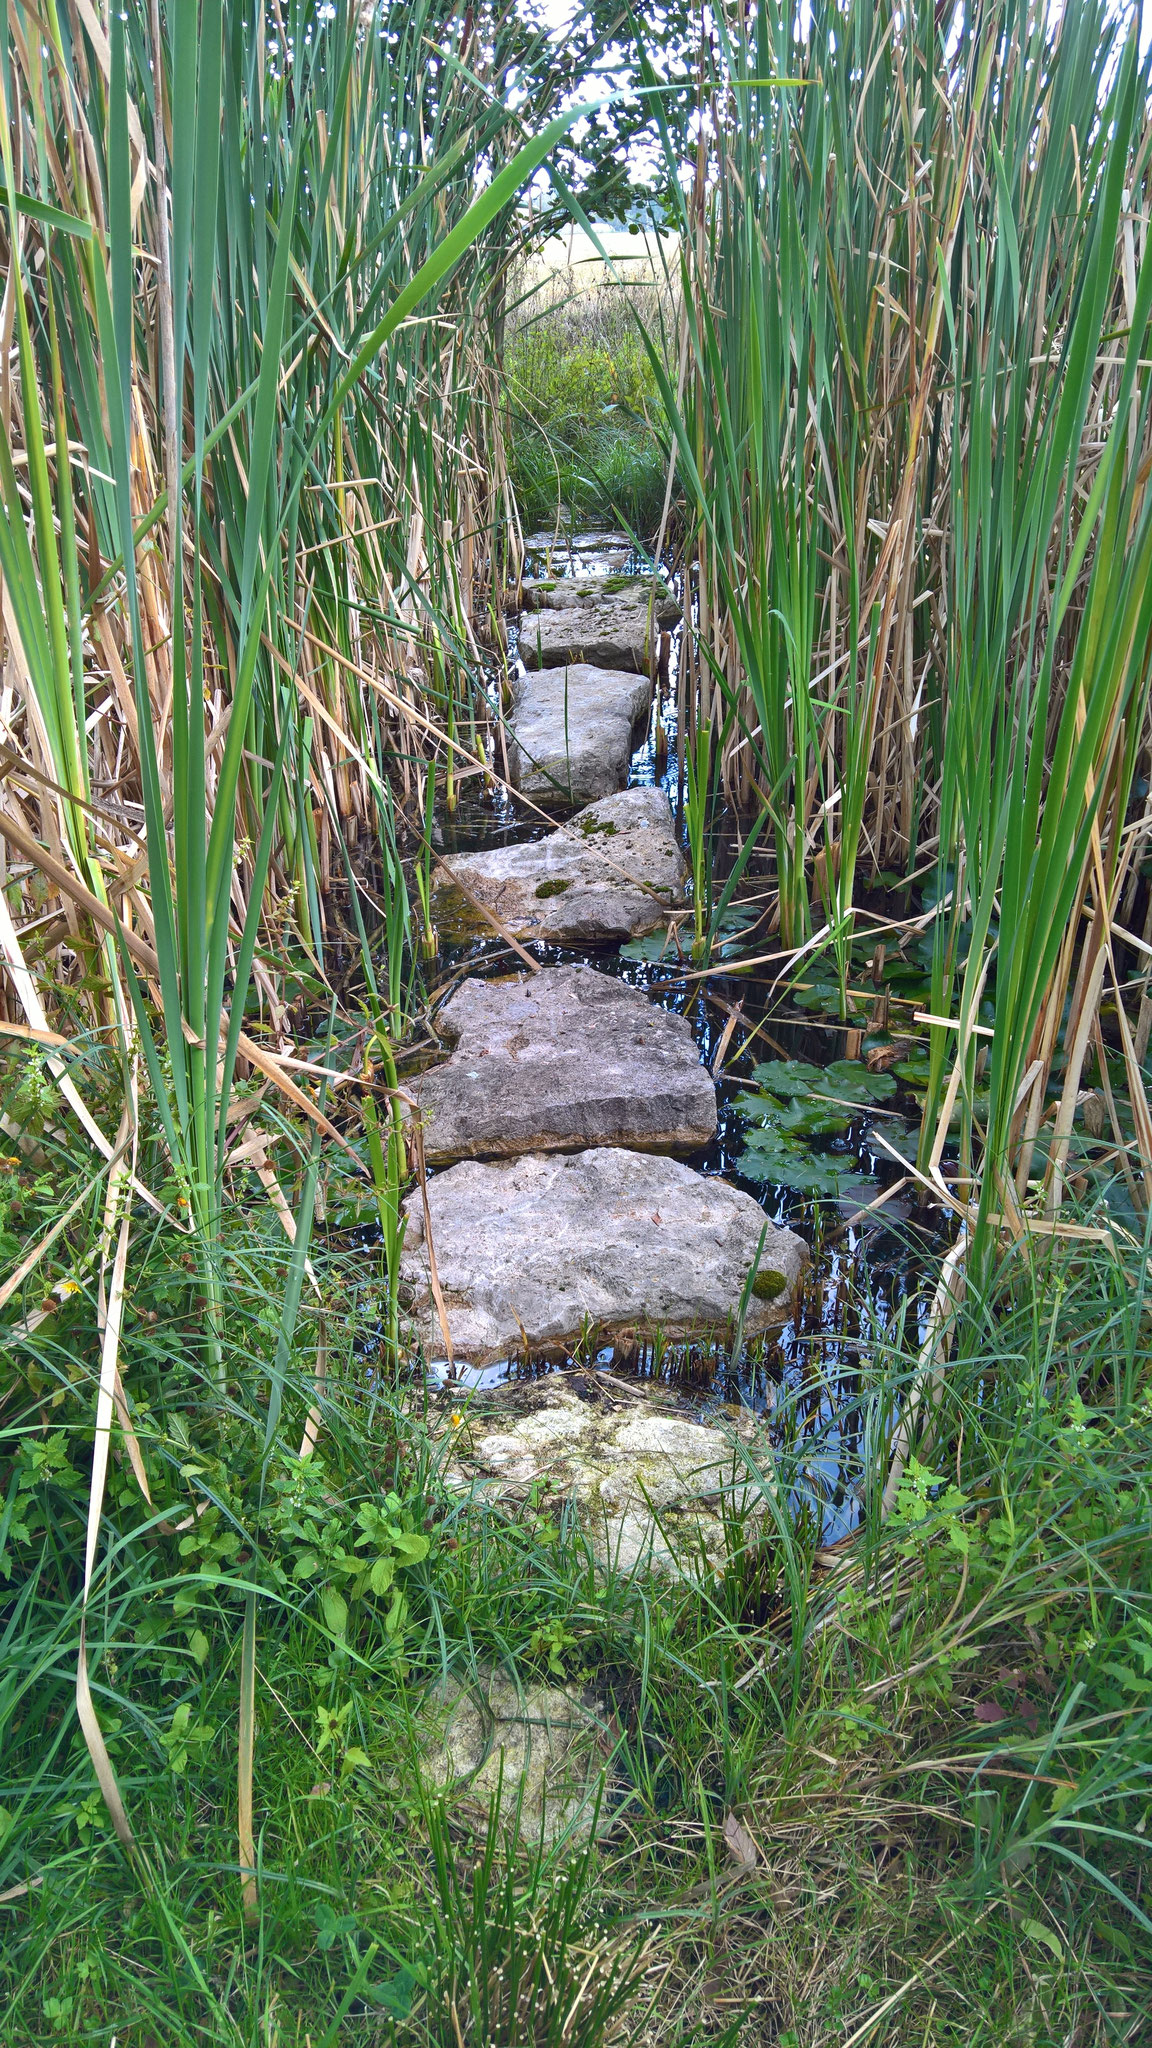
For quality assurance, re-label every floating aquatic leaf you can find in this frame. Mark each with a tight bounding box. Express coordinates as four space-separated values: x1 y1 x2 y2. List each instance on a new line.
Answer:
821 1059 898 1104
737 1132 872 1201
790 977 868 1021
735 1082 849 1138
744 1057 895 1110
749 1059 826 1096
712 903 760 954
619 926 685 964
863 1119 919 1163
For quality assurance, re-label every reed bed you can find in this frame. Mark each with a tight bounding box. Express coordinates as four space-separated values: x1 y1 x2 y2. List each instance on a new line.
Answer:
655 0 1152 1257
0 0 572 1925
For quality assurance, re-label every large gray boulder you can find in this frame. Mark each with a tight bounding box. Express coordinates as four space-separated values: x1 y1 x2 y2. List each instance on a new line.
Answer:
432 786 688 947
506 664 652 805
518 580 678 674
412 963 716 1166
399 1146 807 1365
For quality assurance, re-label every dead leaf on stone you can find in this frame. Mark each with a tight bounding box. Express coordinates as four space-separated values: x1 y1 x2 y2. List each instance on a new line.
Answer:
723 1811 759 1871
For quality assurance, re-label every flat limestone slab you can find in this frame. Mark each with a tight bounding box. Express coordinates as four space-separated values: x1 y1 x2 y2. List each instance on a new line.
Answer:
518 580 678 674
399 1146 808 1365
443 1375 773 1577
432 787 688 947
413 963 717 1165
507 664 652 805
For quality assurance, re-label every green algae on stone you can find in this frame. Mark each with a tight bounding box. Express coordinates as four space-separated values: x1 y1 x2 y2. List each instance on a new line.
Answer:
535 878 573 898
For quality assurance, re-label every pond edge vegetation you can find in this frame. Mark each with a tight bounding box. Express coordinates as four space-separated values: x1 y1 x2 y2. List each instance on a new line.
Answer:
1 0 1151 2041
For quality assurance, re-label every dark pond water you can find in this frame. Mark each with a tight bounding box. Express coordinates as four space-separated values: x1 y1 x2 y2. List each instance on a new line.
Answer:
405 529 953 1538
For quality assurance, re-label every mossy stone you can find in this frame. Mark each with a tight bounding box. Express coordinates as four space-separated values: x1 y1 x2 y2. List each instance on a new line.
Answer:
534 878 572 899
751 1268 787 1302
578 814 617 838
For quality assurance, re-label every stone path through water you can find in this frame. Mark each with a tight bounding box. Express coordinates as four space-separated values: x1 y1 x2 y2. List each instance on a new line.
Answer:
405 563 809 1382
518 569 680 673
412 550 807 1804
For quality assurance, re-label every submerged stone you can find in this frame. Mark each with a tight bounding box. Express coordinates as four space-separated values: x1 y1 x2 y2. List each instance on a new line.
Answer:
444 1374 774 1577
399 1145 807 1365
506 663 652 805
518 581 679 674
432 786 688 947
412 962 717 1165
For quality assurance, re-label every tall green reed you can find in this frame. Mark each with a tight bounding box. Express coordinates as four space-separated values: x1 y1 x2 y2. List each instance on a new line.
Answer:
647 0 1152 1221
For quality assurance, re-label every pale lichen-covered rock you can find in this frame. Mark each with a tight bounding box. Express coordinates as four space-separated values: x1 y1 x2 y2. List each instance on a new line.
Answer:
421 1667 612 1844
432 786 688 947
399 1145 807 1365
506 664 652 805
518 582 678 674
521 570 679 615
412 964 716 1166
443 1374 775 1577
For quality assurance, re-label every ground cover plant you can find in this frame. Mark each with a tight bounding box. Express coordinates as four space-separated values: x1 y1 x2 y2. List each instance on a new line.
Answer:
1 0 1152 2041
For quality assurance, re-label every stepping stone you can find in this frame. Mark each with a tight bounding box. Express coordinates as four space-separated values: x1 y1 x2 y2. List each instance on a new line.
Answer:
521 530 632 558
422 1668 611 1844
432 786 689 947
507 663 652 804
399 1146 808 1365
441 1375 773 1578
517 544 633 578
519 577 679 674
520 571 677 613
412 963 716 1166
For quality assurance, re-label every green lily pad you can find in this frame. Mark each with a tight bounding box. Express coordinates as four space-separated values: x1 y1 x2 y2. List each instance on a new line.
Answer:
746 1057 896 1107
619 926 685 964
749 1059 827 1097
791 977 868 1022
863 1118 920 1163
737 1133 873 1201
821 1060 898 1105
734 1090 850 1138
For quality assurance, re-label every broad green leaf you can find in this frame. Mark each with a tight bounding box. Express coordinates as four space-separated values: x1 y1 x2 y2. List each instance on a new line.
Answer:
321 1587 349 1641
